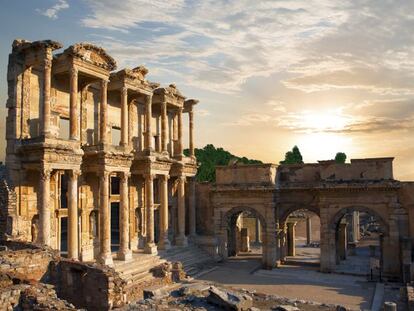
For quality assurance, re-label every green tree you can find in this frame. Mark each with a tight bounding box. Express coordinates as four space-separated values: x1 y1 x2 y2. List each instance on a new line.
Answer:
280 145 304 164
184 144 262 182
335 152 347 164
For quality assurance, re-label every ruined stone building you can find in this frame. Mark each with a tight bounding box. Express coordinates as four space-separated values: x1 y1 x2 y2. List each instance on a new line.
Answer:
3 39 198 265
2 39 414 303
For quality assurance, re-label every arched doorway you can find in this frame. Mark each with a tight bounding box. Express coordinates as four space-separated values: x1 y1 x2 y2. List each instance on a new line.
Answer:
218 206 275 269
331 207 388 278
279 208 321 268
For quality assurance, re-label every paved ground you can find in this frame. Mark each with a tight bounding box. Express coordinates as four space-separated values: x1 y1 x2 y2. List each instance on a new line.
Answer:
197 254 375 310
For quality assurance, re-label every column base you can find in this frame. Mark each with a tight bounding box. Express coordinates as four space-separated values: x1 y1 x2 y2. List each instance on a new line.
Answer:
130 237 139 251
117 249 133 261
158 239 171 250
175 235 188 247
144 242 158 255
98 253 114 266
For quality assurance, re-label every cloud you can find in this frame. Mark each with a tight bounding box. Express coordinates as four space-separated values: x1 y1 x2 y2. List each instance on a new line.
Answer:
224 113 272 126
196 109 211 117
81 0 349 92
37 0 69 20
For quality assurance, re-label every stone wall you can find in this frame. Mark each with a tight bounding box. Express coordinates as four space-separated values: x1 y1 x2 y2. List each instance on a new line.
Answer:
195 182 213 235
216 164 277 185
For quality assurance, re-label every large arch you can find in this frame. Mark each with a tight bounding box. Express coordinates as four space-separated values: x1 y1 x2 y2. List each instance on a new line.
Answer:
214 204 276 269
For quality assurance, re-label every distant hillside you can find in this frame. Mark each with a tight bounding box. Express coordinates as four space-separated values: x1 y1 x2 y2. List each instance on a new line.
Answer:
184 144 262 182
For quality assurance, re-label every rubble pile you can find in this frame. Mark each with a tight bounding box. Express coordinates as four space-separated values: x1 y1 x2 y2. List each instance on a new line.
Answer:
122 281 348 311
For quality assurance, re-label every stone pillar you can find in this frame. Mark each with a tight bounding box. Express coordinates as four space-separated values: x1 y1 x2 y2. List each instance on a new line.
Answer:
306 216 312 245
241 228 250 252
21 66 31 138
161 101 168 153
38 169 51 246
287 222 296 256
351 211 360 242
158 175 170 250
69 66 79 140
176 176 188 246
338 223 347 261
144 174 157 254
42 53 52 137
177 108 183 156
120 87 128 146
118 172 132 260
99 172 113 265
189 108 194 157
100 80 108 144
68 170 80 260
188 177 196 239
144 95 153 152
255 218 261 243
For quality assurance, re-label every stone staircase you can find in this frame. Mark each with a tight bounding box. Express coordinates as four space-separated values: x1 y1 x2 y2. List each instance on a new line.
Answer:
112 245 217 287
158 244 218 277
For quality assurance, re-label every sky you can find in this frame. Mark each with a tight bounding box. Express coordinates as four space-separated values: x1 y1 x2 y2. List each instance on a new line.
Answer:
0 0 413 180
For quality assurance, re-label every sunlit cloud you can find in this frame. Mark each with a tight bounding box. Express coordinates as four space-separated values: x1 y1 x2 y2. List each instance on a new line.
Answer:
36 0 69 20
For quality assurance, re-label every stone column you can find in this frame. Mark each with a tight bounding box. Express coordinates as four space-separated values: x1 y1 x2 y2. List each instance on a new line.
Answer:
188 177 196 239
176 176 188 246
100 80 108 144
42 53 52 137
120 87 128 146
69 66 79 140
287 222 296 256
38 169 51 246
99 172 113 265
21 66 31 138
189 108 195 157
144 174 157 254
158 175 170 250
68 170 79 260
255 218 261 243
161 101 168 153
144 95 153 151
351 211 360 242
338 223 347 261
177 108 183 156
118 172 132 260
306 216 312 245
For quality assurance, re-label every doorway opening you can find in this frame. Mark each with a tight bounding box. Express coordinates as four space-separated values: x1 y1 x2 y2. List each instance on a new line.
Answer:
60 217 68 253
111 202 120 252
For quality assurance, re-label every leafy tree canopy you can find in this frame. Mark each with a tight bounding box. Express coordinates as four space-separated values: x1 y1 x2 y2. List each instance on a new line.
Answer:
335 152 347 164
184 144 262 182
279 145 304 164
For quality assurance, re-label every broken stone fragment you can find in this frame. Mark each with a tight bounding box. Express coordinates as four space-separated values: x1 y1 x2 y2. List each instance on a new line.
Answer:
207 286 253 311
143 285 170 300
273 305 300 311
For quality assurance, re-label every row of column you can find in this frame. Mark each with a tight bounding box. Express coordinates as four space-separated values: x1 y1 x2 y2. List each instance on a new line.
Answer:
38 168 79 260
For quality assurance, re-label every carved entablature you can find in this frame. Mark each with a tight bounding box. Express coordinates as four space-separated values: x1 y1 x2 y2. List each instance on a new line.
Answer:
63 43 117 71
109 66 158 96
184 99 199 113
12 39 62 67
153 84 186 107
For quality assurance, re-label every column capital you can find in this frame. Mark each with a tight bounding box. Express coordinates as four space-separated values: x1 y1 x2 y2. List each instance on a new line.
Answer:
120 171 131 182
101 79 109 87
70 66 78 76
121 86 128 96
40 168 52 181
144 173 156 181
160 174 170 181
69 169 81 178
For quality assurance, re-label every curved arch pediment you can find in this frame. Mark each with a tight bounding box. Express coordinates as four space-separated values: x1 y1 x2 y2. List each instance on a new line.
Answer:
64 42 117 71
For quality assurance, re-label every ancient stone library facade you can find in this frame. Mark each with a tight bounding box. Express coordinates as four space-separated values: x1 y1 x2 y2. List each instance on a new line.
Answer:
1 38 414 285
3 39 198 265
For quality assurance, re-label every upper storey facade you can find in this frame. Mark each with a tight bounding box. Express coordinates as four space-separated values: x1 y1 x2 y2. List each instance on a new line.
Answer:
6 39 198 169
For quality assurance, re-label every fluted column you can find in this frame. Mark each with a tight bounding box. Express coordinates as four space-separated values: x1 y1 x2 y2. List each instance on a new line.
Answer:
69 66 79 140
100 80 108 144
99 172 113 265
189 108 194 157
68 170 80 260
144 95 153 151
144 174 157 254
177 107 183 156
158 175 170 250
161 101 168 153
176 176 188 246
118 172 132 260
120 87 128 146
42 52 52 137
38 169 51 245
188 177 196 239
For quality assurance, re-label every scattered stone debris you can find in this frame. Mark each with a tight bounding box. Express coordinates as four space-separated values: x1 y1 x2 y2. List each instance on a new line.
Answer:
120 280 351 311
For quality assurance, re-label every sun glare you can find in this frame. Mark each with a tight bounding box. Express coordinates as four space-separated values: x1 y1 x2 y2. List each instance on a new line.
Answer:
300 111 350 132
